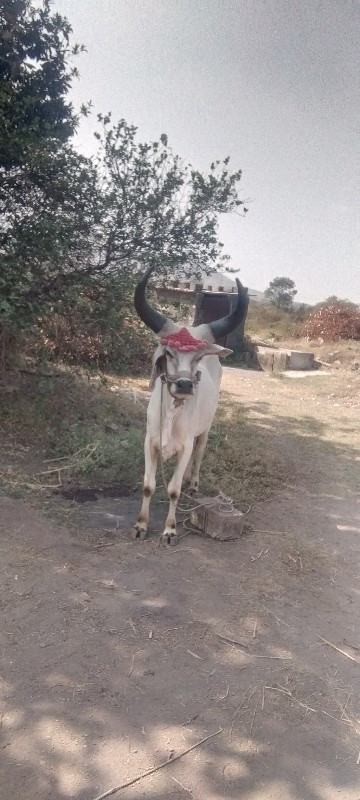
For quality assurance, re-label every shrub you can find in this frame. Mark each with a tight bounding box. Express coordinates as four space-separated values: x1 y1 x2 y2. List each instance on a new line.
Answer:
302 301 360 341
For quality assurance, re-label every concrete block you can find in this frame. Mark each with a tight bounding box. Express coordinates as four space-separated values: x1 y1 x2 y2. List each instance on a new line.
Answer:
256 347 289 372
190 497 245 541
256 346 315 372
274 351 290 371
288 350 314 370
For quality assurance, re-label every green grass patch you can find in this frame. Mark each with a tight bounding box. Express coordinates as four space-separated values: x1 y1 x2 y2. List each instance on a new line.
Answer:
0 370 285 508
0 371 147 494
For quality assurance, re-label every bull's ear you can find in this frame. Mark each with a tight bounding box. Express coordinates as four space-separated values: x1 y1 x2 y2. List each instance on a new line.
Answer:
149 351 166 390
203 344 233 358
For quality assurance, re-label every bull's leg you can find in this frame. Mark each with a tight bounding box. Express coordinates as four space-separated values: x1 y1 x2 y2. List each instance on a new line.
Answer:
162 441 193 546
183 437 195 485
131 435 157 540
188 430 209 494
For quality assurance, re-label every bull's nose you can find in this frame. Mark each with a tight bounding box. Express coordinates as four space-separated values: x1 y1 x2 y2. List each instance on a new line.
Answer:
175 379 193 394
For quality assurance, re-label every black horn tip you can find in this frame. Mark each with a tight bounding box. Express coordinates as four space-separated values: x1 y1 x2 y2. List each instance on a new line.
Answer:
235 277 248 296
207 277 249 342
134 265 169 334
138 264 157 284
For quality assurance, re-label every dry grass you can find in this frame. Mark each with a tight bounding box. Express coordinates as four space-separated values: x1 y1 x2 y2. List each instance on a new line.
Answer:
0 368 285 507
1 361 358 516
245 303 308 341
201 398 285 503
276 336 360 366
0 370 147 495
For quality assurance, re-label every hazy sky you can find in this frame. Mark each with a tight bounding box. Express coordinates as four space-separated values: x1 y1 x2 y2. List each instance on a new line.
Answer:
56 0 359 304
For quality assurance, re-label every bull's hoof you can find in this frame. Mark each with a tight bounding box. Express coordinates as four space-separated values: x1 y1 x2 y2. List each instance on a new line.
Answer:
130 526 148 541
161 531 179 546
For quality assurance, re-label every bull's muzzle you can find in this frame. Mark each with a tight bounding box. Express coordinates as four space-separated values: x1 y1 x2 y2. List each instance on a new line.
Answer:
175 378 193 395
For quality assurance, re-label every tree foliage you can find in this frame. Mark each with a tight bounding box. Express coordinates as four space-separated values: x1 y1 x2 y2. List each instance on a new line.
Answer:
264 276 297 310
0 0 93 330
1 114 246 329
91 115 244 277
0 1 247 369
0 0 84 168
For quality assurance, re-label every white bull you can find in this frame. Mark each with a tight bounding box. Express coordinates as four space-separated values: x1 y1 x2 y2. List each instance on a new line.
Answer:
131 266 248 545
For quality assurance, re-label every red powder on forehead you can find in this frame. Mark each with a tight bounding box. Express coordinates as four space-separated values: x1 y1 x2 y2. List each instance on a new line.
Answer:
160 327 208 352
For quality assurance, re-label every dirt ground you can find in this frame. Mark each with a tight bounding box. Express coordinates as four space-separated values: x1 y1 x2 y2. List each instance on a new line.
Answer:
1 367 359 800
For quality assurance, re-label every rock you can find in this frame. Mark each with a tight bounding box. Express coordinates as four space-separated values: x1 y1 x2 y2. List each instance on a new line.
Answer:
255 347 289 372
190 497 245 541
105 422 119 433
350 361 359 371
328 352 341 362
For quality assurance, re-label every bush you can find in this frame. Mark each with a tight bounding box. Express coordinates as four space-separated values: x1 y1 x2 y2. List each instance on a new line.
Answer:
28 279 155 373
245 302 310 341
302 301 360 341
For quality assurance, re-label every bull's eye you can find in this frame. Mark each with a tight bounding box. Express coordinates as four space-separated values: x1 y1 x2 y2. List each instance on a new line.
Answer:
165 349 174 358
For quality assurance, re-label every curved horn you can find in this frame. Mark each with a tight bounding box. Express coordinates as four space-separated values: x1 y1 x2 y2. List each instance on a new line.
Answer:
134 265 178 335
207 278 249 342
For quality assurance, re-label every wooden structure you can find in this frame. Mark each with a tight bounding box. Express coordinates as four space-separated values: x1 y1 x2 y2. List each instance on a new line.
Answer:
193 290 249 348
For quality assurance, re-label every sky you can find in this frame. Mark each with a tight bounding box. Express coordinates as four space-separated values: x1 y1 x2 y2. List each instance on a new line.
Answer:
56 0 360 304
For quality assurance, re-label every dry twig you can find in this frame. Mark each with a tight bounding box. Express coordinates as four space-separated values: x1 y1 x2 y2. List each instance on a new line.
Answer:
249 691 261 737
251 654 292 660
250 528 291 535
230 688 256 741
217 633 290 660
128 654 135 678
216 684 230 704
217 633 249 649
317 635 360 664
331 693 360 735
181 713 199 727
251 548 264 561
38 443 98 476
265 685 316 713
171 776 195 798
187 649 203 660
92 541 121 550
343 640 360 652
90 727 222 800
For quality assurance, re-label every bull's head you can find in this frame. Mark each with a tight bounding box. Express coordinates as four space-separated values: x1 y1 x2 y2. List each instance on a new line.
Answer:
134 266 249 398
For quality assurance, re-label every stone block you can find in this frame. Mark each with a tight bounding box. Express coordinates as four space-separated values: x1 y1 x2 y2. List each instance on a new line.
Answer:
256 347 289 372
288 350 314 370
190 497 245 541
256 346 315 372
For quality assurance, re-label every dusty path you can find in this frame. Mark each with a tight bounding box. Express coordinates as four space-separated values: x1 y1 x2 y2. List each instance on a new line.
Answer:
1 369 359 800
